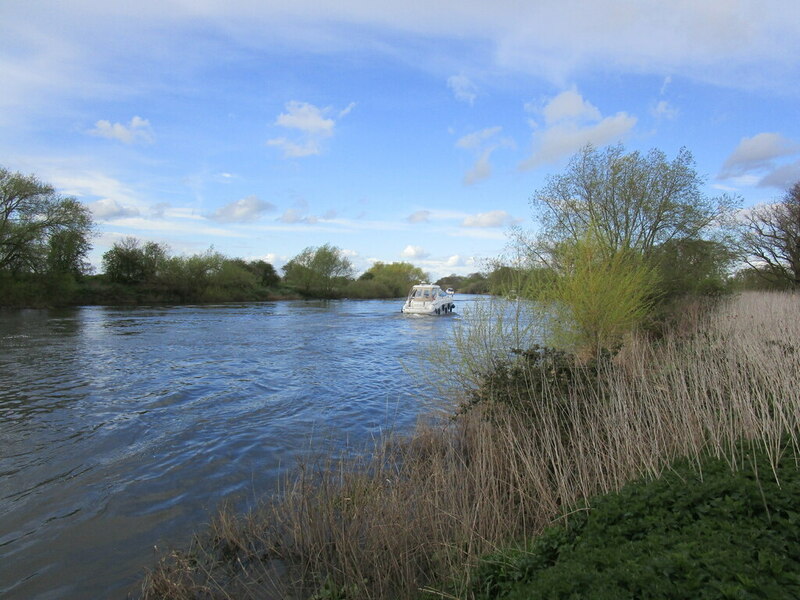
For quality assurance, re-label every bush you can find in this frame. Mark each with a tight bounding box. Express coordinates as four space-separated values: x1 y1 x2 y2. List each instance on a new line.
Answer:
535 228 659 361
471 441 800 599
459 345 608 416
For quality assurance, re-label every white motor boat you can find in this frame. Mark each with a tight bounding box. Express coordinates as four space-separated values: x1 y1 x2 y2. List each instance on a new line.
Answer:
401 284 455 315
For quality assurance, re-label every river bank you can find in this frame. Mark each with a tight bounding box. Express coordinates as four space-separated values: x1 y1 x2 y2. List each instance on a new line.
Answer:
141 291 800 599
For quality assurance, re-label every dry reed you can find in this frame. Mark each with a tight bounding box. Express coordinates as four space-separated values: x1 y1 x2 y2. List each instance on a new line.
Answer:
141 291 800 599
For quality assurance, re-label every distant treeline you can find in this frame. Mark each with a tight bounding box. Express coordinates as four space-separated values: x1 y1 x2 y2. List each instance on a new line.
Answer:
2 158 798 308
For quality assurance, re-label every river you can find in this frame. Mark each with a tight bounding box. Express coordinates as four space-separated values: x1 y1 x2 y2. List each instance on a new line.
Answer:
0 298 480 599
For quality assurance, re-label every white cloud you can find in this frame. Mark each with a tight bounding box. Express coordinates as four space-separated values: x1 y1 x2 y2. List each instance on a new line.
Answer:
268 100 352 158
445 254 465 267
447 74 477 105
719 132 800 178
520 90 636 170
210 195 276 223
651 100 679 120
407 210 431 223
541 90 601 125
47 171 150 219
461 210 517 228
275 101 334 134
88 116 154 144
401 245 428 259
87 198 140 221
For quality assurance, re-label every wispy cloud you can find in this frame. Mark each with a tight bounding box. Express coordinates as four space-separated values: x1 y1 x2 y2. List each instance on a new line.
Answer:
447 74 478 105
88 116 154 144
456 126 514 185
520 90 636 170
407 210 431 224
651 100 679 120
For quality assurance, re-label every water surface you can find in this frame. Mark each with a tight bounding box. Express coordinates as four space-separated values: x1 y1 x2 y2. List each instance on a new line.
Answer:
0 299 475 599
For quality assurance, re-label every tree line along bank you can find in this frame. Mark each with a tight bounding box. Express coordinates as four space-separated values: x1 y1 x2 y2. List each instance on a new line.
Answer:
1 144 798 309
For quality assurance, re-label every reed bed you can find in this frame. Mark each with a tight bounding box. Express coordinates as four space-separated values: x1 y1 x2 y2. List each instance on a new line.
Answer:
141 291 800 599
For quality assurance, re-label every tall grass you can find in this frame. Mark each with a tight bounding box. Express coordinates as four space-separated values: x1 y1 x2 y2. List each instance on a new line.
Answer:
141 291 800 599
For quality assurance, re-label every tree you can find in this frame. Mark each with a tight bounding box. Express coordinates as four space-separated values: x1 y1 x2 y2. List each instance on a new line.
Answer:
46 225 93 277
282 244 354 296
364 261 428 297
0 167 93 274
530 144 738 258
650 238 735 298
102 237 168 284
739 182 800 289
247 260 280 288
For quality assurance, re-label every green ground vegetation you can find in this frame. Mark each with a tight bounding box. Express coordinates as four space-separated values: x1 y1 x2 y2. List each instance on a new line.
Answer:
470 440 800 600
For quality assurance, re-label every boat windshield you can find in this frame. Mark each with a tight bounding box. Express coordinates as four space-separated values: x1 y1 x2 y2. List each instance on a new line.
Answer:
409 286 440 299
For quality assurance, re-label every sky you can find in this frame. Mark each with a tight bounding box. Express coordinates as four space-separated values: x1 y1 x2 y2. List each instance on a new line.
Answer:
2 1 799 280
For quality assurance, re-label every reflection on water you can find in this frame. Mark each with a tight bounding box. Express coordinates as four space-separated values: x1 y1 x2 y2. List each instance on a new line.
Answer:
0 299 481 599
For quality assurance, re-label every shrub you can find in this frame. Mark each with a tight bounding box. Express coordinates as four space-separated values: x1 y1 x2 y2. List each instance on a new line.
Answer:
471 440 800 600
536 228 659 361
459 345 609 417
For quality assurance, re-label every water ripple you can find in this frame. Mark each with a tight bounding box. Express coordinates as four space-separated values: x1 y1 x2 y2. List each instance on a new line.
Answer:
0 299 470 598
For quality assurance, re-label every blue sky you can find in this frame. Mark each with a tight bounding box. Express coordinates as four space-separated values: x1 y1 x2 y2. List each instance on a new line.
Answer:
2 1 799 279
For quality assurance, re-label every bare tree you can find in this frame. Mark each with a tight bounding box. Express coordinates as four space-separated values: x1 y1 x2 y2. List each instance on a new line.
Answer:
740 182 800 289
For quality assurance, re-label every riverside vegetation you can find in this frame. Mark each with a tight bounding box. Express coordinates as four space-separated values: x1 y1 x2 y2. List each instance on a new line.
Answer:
140 291 800 599
5 151 800 597
137 145 800 598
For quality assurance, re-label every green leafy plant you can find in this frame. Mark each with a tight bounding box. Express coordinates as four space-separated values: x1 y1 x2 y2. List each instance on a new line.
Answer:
471 440 800 599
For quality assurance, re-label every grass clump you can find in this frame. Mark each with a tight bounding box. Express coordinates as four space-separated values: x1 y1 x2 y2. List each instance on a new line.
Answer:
471 440 800 599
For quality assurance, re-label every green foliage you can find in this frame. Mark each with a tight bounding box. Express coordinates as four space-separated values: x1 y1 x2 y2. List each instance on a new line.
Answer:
344 278 393 298
459 344 606 416
434 272 490 294
0 166 93 275
534 228 659 359
363 261 428 297
649 238 735 299
519 145 739 309
283 243 354 297
730 267 793 291
471 441 800 600
97 238 282 304
243 259 280 288
102 237 168 284
531 144 739 256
